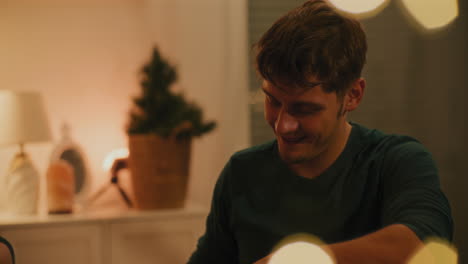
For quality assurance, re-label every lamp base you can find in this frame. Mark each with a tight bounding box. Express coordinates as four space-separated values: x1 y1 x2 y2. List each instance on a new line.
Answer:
4 152 40 215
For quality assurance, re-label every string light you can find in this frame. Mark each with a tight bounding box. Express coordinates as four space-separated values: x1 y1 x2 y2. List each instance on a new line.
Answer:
268 241 334 264
268 234 334 264
408 238 458 264
328 0 390 18
399 0 458 30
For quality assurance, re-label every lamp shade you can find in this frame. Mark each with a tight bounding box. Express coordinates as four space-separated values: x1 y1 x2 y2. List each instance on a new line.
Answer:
0 90 52 146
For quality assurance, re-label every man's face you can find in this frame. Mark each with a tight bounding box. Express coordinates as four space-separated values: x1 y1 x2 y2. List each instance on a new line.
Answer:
262 80 347 165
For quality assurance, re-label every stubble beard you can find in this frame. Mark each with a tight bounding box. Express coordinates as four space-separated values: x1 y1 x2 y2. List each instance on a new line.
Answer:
276 101 347 165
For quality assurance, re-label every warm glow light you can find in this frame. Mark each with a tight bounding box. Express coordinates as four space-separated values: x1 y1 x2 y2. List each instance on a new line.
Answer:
102 148 129 171
268 241 334 264
329 0 389 16
400 0 458 30
408 238 458 264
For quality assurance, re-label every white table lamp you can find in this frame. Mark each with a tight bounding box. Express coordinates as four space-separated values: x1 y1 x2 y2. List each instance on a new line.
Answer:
0 90 52 215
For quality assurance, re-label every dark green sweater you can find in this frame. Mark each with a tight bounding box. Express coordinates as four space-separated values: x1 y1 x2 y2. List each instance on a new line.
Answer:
187 123 453 264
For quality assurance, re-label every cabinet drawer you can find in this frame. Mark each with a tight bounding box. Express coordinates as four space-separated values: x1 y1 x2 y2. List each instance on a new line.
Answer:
110 217 204 264
0 224 102 264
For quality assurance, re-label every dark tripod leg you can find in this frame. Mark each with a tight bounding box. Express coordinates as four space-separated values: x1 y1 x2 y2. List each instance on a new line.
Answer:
111 158 133 208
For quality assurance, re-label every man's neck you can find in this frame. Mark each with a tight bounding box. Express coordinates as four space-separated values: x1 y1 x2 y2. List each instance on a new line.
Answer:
290 122 352 179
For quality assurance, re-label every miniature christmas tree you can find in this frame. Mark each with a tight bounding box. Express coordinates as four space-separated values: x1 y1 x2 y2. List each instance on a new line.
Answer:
127 47 216 139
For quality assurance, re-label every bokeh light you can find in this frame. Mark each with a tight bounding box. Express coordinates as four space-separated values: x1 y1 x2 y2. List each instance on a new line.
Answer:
328 0 390 18
102 148 128 171
268 242 334 264
268 234 335 264
267 234 458 264
400 0 458 30
408 238 458 264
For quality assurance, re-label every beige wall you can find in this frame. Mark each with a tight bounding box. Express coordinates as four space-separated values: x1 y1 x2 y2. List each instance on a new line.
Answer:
0 0 249 211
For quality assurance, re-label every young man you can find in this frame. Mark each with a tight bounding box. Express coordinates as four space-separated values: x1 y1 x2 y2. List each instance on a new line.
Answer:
187 1 453 263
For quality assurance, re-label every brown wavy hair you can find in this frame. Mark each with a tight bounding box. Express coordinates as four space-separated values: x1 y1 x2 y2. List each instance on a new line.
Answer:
255 0 367 97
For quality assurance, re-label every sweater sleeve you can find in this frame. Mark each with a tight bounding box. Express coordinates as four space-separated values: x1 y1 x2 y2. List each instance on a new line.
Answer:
187 159 239 264
380 140 453 242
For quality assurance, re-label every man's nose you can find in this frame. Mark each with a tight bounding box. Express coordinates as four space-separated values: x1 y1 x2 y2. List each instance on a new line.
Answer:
275 109 299 134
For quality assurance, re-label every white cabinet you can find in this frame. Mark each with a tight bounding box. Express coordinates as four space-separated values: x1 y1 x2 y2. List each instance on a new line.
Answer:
111 217 202 264
0 208 206 264
1 225 103 264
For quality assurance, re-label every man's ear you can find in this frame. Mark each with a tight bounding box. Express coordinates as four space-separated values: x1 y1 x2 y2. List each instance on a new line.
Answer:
345 78 365 112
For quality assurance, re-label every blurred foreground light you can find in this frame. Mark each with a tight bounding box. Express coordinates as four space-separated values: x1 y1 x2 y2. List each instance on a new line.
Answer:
400 0 458 30
102 148 129 171
329 0 390 18
268 241 334 264
408 238 458 264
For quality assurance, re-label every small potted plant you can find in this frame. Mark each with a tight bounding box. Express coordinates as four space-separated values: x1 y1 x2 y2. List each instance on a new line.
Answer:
127 47 216 209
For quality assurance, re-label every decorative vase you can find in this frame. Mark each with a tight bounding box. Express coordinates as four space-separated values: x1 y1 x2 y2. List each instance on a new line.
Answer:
128 134 191 210
46 160 75 214
5 153 40 215
49 123 91 203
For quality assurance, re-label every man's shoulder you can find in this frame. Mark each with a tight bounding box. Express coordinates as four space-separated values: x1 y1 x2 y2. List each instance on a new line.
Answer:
352 122 431 160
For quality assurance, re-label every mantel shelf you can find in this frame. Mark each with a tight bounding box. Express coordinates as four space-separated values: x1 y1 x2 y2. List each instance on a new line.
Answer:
0 205 207 228
0 205 207 264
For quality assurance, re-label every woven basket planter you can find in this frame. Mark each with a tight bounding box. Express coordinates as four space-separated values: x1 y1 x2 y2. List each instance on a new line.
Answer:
128 134 191 209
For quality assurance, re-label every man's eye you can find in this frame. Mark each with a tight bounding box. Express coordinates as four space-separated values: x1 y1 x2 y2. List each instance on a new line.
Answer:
291 106 322 116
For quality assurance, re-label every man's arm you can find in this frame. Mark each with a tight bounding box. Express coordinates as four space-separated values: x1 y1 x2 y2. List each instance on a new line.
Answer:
326 224 422 264
254 224 422 264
